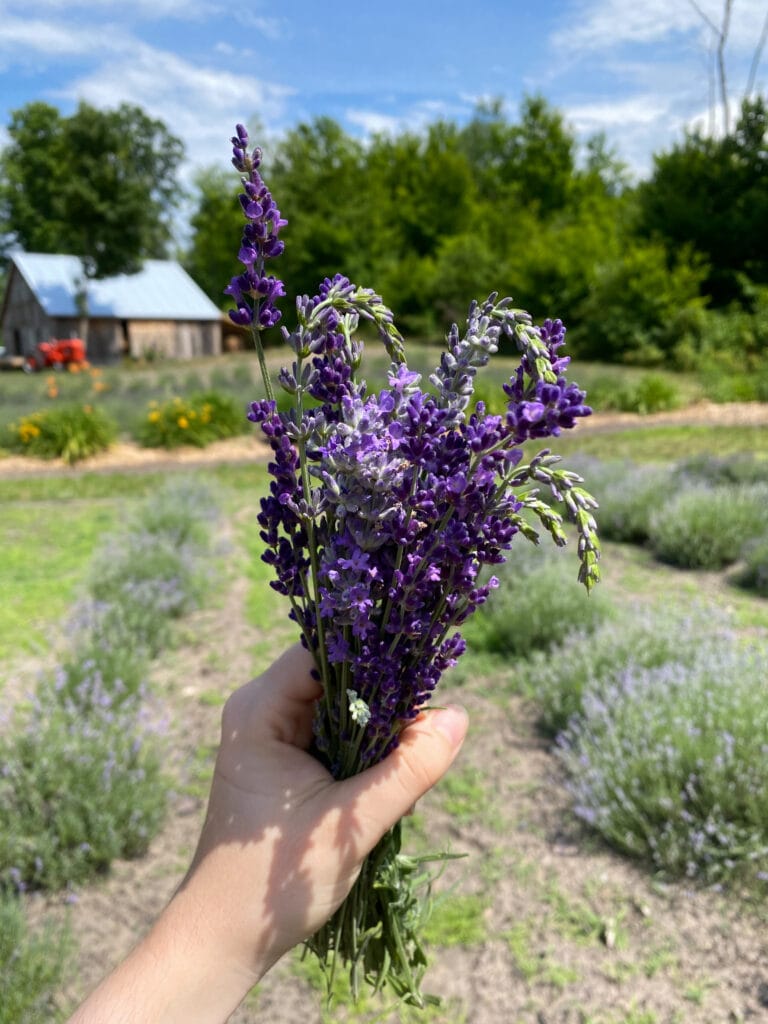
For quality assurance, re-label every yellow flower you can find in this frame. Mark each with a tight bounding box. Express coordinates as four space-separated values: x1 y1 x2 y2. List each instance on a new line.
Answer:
177 416 189 429
189 409 197 419
148 410 161 423
19 422 41 443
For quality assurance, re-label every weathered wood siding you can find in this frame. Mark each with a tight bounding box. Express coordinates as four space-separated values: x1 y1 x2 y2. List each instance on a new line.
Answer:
127 320 221 360
0 267 52 355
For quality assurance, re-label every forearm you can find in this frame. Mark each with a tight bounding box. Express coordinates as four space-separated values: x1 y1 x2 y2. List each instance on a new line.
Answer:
67 881 262 1024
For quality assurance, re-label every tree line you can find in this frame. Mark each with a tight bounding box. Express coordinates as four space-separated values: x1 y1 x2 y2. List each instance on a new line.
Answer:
1 95 767 369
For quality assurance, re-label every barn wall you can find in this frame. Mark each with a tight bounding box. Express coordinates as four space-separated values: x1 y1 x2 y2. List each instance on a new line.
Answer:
0 267 52 355
127 320 222 360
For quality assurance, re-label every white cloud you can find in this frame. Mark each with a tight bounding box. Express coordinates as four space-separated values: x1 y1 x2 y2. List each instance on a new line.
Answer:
566 95 671 130
564 94 685 178
0 15 121 57
57 42 295 173
345 109 400 136
554 0 768 54
345 97 473 141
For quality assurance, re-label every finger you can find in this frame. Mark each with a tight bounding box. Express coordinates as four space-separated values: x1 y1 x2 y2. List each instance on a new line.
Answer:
261 642 322 703
224 643 322 748
331 705 469 849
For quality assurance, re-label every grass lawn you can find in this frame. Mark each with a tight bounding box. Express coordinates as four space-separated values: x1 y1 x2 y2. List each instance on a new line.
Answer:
0 463 269 676
553 423 768 461
0 500 119 663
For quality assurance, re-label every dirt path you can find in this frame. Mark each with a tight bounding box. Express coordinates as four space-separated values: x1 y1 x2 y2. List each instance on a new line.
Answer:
1 402 767 480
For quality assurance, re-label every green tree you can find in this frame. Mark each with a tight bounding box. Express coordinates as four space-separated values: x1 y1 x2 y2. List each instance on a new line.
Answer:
574 241 708 364
184 167 243 305
636 96 768 305
269 117 369 300
0 100 184 278
459 95 577 216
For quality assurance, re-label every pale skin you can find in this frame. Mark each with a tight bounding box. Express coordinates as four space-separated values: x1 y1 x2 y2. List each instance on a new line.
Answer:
68 643 469 1024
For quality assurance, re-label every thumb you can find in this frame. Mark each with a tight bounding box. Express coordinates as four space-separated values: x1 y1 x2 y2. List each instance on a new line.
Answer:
333 705 469 853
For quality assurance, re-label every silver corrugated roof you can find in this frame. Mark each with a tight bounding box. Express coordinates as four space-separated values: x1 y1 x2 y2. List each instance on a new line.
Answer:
11 252 222 321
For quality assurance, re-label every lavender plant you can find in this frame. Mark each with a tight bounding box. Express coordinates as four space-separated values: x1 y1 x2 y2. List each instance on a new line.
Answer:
0 670 166 891
649 483 768 569
227 125 600 1003
557 643 768 888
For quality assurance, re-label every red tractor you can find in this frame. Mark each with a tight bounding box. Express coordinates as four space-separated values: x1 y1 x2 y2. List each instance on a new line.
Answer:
24 337 87 372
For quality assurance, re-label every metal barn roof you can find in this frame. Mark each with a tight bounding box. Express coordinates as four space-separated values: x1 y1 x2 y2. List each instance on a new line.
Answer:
10 252 222 322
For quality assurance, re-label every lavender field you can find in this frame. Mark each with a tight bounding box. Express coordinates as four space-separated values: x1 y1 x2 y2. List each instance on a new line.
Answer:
1 409 768 1024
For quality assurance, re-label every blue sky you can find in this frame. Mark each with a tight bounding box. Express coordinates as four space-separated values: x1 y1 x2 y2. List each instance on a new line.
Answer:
0 0 766 186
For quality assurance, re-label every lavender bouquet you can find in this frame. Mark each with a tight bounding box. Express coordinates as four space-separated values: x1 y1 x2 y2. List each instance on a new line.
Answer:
226 124 600 1004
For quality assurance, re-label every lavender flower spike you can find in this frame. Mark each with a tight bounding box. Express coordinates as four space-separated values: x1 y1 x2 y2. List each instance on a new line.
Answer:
226 124 288 400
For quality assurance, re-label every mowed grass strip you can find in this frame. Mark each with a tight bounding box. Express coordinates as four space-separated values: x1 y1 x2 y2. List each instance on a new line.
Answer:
0 463 270 668
553 423 768 462
0 500 120 661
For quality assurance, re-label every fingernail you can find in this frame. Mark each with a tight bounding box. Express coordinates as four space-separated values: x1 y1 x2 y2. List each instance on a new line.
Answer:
434 704 468 747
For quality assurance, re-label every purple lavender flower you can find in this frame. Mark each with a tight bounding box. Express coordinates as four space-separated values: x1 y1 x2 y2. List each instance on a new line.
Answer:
226 124 287 336
248 284 599 774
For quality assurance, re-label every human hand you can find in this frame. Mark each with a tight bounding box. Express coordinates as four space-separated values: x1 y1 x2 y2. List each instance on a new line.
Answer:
69 643 468 1024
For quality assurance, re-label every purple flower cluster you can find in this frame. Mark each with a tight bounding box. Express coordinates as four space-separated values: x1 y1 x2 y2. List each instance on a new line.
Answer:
226 126 601 999
226 124 287 330
249 279 599 777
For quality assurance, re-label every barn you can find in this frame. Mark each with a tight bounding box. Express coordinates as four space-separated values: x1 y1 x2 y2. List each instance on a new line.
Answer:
0 252 223 364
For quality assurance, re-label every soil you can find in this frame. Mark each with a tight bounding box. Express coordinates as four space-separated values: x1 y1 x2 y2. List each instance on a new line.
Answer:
7 403 768 1023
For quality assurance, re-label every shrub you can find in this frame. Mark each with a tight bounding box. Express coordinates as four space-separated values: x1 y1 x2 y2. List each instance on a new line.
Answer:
733 534 768 597
584 375 681 414
557 642 768 887
58 603 151 704
88 531 207 654
563 457 673 544
135 475 220 548
648 483 768 569
4 404 116 464
518 604 731 736
136 390 247 448
677 453 768 488
615 374 681 414
0 895 72 1024
0 673 167 891
465 541 611 660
